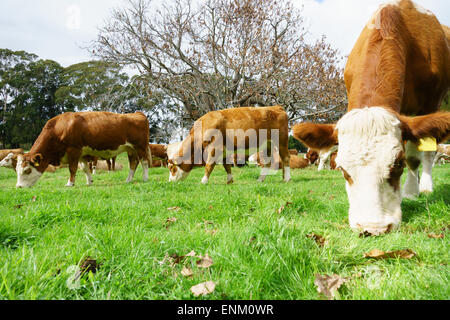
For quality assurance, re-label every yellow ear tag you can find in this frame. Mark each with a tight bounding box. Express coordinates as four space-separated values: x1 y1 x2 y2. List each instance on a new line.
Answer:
35 163 39 167
417 137 437 152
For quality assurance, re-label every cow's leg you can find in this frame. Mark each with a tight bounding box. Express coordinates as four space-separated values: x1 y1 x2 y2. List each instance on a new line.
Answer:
106 159 112 171
419 151 436 194
403 141 421 199
66 149 81 187
112 157 116 171
223 163 234 184
126 153 139 183
92 157 98 175
278 144 291 183
141 158 149 182
202 147 216 184
80 160 93 185
258 143 272 182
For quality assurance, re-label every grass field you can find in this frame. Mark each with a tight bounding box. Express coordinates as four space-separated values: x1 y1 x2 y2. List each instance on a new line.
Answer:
0 154 449 300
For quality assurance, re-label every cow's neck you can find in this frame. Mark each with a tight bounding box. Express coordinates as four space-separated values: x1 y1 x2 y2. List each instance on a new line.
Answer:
28 131 60 171
348 13 407 113
178 136 195 172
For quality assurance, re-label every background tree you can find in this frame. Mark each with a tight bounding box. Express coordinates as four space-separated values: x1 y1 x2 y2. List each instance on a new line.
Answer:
0 50 71 148
91 0 347 127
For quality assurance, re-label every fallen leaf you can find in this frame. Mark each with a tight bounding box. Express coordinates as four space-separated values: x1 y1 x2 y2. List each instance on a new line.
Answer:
190 281 216 297
277 202 293 214
14 204 24 209
196 254 214 268
79 256 99 274
167 206 181 212
314 274 347 300
206 229 218 236
208 205 213 210
165 217 177 229
181 267 194 277
185 250 197 257
169 253 185 266
306 233 327 247
428 233 444 239
31 196 37 202
249 236 257 243
363 249 417 260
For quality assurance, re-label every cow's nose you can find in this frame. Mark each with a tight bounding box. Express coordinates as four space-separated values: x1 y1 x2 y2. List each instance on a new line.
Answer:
361 224 394 236
16 185 23 189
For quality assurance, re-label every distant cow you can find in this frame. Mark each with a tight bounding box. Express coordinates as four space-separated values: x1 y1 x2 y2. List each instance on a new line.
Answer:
168 106 291 184
150 144 168 167
15 111 152 188
434 144 450 166
254 150 310 169
304 148 338 171
1 150 60 173
289 149 299 156
291 0 450 235
0 149 24 170
89 156 117 174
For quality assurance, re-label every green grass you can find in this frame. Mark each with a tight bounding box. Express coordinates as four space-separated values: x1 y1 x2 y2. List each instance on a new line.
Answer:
0 154 448 300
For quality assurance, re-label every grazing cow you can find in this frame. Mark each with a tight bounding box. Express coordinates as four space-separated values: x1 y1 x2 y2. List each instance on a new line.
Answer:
0 149 24 170
150 144 168 167
304 147 338 171
292 0 450 235
254 150 310 169
0 149 59 173
433 144 450 166
168 106 291 184
15 111 152 188
89 156 117 174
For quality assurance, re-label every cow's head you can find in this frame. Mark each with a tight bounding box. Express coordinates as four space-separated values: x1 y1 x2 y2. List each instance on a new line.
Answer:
293 107 450 235
16 153 44 188
0 152 18 169
166 142 193 182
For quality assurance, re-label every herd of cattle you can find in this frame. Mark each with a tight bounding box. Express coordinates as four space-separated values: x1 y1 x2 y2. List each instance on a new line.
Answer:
1 0 449 236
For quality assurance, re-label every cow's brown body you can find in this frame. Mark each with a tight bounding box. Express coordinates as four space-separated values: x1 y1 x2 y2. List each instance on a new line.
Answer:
150 144 168 167
16 111 152 187
168 106 291 183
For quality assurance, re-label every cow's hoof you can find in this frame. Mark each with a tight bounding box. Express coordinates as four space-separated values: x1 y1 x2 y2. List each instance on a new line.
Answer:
227 179 234 185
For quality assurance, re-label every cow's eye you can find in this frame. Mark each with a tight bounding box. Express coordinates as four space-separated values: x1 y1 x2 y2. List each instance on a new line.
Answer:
24 167 32 175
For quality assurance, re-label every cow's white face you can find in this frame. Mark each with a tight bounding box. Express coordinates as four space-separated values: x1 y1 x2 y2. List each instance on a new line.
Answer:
168 162 190 182
335 107 406 235
16 155 43 188
0 153 15 168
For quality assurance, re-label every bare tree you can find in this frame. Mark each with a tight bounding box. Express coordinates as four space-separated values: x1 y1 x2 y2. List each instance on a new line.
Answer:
91 0 346 123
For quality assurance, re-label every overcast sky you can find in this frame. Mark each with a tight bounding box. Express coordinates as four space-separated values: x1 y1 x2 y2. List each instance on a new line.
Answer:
0 0 449 67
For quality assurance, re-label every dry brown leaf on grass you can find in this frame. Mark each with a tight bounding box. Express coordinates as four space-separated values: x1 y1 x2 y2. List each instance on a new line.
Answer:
363 249 417 260
277 202 293 214
181 266 194 277
428 233 444 239
190 281 216 297
31 196 37 202
206 229 218 236
314 274 347 300
306 233 327 247
165 217 178 229
167 206 181 212
196 254 214 268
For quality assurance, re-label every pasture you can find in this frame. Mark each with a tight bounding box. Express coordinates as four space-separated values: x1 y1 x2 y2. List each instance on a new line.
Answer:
0 155 448 300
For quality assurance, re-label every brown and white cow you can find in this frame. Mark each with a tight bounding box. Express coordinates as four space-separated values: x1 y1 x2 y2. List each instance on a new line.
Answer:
292 0 450 235
254 150 310 169
434 144 450 166
168 106 291 184
0 149 24 170
15 111 152 188
304 147 338 171
150 144 168 167
89 156 117 174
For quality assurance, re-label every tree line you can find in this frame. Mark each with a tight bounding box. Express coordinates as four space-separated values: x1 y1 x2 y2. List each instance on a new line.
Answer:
1 0 353 149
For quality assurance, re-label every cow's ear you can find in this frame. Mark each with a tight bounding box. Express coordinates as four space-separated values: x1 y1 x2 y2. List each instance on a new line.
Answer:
31 153 43 166
399 112 450 143
292 123 338 149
